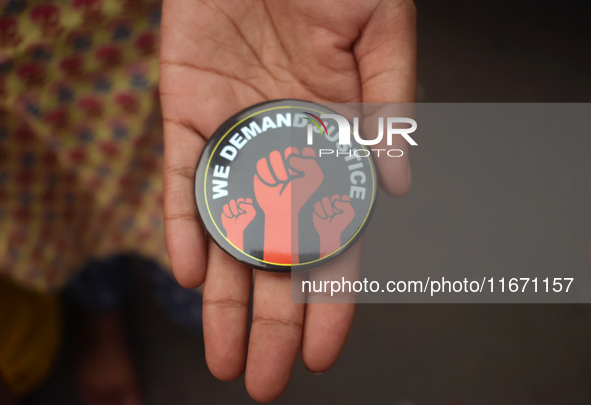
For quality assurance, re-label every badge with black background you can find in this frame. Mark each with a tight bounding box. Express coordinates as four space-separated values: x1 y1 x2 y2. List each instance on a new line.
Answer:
194 100 377 272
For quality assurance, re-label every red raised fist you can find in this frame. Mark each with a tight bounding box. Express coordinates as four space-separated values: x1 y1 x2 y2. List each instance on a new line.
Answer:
313 195 355 257
254 147 324 263
221 198 256 250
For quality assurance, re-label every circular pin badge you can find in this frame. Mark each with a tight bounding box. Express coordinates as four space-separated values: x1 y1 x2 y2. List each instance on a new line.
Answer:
194 99 377 272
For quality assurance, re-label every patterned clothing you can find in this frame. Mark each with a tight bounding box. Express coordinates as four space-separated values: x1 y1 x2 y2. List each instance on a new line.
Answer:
0 0 168 292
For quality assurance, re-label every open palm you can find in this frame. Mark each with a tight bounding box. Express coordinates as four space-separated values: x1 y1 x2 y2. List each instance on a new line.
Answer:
160 0 415 401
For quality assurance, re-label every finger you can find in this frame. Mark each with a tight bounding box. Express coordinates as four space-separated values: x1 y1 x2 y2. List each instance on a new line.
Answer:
229 199 239 216
314 201 327 219
303 301 355 372
237 200 248 210
236 198 245 213
302 147 315 157
334 200 353 216
321 196 334 217
288 155 310 174
163 121 207 288
256 157 275 185
302 239 363 372
284 146 299 159
245 198 253 204
203 242 252 381
269 150 288 181
312 212 321 223
222 203 232 218
354 0 416 197
239 201 255 215
245 271 305 402
330 194 343 213
284 147 300 176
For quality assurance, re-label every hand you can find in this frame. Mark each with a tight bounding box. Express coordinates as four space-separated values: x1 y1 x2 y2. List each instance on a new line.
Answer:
221 198 256 250
160 0 416 401
254 147 323 263
313 195 355 257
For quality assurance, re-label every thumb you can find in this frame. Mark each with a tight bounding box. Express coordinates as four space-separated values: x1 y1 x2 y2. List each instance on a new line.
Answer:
354 0 416 197
334 199 354 216
239 201 255 214
289 155 318 175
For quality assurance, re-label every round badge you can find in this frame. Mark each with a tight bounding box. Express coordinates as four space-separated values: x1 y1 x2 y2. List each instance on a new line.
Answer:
194 99 377 272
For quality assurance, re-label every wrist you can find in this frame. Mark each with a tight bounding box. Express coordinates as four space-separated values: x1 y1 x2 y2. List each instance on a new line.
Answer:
226 230 244 251
263 215 298 264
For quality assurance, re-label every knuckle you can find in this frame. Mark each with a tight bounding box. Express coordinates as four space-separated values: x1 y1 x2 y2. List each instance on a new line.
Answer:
163 164 194 181
251 316 303 332
203 297 247 310
164 211 200 222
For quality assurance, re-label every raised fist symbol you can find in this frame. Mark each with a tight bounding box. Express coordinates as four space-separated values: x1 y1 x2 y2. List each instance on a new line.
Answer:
313 195 355 257
254 147 323 217
254 147 324 264
221 198 256 250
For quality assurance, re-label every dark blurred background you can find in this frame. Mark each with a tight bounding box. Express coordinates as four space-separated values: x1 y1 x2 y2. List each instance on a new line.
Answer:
25 1 591 404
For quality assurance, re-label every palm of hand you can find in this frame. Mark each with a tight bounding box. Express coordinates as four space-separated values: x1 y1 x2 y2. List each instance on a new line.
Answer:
160 0 415 402
161 0 365 117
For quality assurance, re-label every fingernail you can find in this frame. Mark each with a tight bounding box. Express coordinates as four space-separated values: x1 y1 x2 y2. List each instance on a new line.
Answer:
305 367 324 375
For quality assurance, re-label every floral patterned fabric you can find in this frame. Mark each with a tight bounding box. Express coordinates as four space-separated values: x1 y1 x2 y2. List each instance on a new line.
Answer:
0 0 168 292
